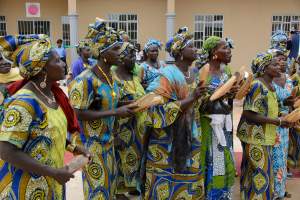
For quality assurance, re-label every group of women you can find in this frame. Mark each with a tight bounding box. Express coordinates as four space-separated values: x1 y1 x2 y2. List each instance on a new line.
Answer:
0 17 298 200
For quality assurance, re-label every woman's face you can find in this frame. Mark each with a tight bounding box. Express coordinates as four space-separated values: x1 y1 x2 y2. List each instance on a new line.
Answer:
264 60 281 78
45 51 66 81
102 43 121 66
81 48 91 60
181 42 197 62
0 54 11 74
213 41 232 64
275 54 287 72
122 49 136 71
146 46 159 62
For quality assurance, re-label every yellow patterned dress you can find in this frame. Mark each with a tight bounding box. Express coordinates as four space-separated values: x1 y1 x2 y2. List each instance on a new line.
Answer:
113 73 147 193
68 69 119 200
0 89 67 200
144 65 204 200
237 79 278 200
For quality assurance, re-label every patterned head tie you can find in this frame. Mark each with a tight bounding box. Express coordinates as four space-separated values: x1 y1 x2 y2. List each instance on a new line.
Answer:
251 52 274 77
196 36 234 68
119 42 136 61
144 39 162 53
0 34 52 79
76 39 91 54
165 27 193 58
271 31 288 52
118 30 130 42
85 17 121 58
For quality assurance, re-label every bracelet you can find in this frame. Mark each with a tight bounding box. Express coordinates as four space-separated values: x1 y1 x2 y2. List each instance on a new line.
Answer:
279 118 282 126
66 143 76 153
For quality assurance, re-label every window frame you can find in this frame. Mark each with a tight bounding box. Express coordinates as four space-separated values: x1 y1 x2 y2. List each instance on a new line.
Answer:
17 19 51 37
194 14 224 49
271 15 300 35
61 16 70 46
0 16 7 36
107 13 138 44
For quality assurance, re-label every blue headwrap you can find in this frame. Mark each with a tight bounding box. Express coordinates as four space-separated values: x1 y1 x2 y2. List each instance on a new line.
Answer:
271 31 288 53
144 39 162 52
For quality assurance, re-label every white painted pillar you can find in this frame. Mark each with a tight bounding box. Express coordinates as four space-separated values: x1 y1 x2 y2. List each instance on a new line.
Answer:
68 0 78 64
166 0 176 63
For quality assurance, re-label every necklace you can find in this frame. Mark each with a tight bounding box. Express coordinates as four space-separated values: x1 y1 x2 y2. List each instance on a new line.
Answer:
97 65 116 99
30 81 55 104
183 70 191 79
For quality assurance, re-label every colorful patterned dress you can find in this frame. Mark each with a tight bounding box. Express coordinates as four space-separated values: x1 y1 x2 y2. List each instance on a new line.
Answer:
237 79 278 200
272 76 293 198
68 69 119 200
144 64 204 200
112 72 147 193
200 65 235 200
140 61 164 88
0 89 67 200
288 73 300 169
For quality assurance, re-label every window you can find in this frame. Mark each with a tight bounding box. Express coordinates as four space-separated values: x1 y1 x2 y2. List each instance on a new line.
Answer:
194 15 224 48
18 20 50 36
0 16 7 36
62 16 70 46
107 14 138 43
272 15 300 35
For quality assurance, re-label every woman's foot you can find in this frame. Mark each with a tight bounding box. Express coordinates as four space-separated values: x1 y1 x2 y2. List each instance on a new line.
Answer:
285 192 292 198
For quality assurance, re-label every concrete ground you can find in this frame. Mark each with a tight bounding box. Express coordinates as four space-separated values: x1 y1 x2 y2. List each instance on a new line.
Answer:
66 100 300 199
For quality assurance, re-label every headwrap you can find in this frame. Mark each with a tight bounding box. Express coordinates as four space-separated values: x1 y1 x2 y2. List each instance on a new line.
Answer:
0 34 80 134
251 52 273 77
0 68 23 84
119 42 136 61
144 39 162 52
85 18 121 58
0 34 51 79
118 30 129 42
196 36 234 68
271 31 288 53
76 39 91 54
165 27 193 58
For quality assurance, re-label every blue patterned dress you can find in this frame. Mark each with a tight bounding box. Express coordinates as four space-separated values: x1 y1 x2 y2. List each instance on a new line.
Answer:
272 76 293 198
140 61 164 89
68 69 119 200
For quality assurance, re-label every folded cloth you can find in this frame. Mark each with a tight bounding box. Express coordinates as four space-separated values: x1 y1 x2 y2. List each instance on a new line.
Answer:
209 114 227 147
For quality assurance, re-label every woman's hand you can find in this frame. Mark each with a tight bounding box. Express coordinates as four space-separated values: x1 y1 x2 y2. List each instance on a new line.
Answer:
49 166 75 185
115 105 137 118
193 81 208 99
73 146 92 162
279 118 295 128
284 96 297 107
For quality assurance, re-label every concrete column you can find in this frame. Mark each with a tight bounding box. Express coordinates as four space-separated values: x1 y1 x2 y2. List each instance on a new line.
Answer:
166 0 176 63
68 0 78 64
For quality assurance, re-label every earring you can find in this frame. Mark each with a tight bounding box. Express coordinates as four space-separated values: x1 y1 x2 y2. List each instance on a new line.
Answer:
40 74 47 89
104 58 107 63
213 55 218 60
180 55 184 61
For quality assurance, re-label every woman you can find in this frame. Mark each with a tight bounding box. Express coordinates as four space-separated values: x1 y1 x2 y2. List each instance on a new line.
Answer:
112 42 146 199
140 39 164 89
68 19 136 199
270 31 294 199
237 52 291 200
272 50 294 199
0 34 89 199
198 36 236 199
143 28 206 199
71 39 93 80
